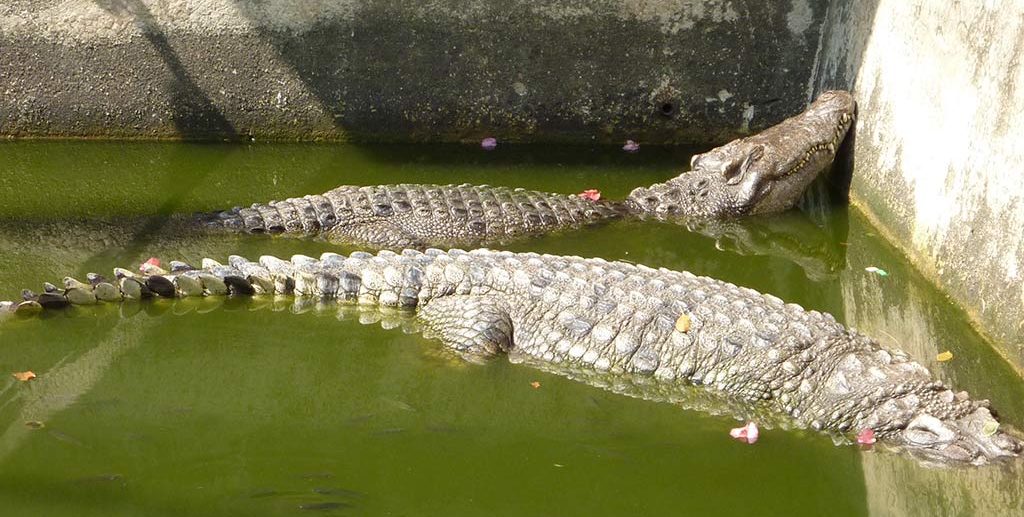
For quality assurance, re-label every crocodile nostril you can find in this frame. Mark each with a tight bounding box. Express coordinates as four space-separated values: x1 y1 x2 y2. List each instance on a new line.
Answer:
659 102 676 117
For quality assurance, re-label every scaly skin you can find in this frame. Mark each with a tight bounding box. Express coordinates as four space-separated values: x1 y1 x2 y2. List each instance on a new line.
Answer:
197 183 626 248
4 247 1019 466
198 91 856 248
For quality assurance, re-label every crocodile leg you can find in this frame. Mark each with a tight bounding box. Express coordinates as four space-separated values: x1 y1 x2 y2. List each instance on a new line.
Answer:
418 295 513 359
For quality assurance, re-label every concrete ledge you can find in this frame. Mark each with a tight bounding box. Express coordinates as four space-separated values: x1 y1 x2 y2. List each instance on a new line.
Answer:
1 0 825 143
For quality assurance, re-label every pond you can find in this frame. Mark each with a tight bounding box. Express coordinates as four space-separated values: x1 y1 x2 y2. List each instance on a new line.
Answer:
0 142 1021 516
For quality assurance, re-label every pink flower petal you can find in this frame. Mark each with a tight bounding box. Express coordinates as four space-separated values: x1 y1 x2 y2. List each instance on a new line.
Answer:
481 137 497 150
622 140 640 153
578 189 601 201
745 422 759 444
856 428 876 445
145 257 161 267
729 422 759 444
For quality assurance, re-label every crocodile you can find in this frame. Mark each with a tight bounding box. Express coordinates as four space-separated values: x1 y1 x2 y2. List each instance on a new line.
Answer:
4 247 1019 466
197 91 855 248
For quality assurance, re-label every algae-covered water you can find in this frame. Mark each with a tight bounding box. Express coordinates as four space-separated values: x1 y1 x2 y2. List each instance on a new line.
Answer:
0 142 1021 516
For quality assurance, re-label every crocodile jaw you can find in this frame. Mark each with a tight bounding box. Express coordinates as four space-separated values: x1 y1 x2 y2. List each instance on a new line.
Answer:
736 90 857 215
628 90 856 220
892 408 1024 465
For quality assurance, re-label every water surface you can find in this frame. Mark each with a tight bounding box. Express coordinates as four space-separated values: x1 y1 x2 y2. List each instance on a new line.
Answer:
0 142 1021 516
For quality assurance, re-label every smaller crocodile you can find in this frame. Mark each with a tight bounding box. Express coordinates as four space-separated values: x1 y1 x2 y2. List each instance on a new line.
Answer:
197 91 855 248
4 246 1019 466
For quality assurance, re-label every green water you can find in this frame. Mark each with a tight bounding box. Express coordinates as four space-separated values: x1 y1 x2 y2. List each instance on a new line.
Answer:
0 142 1021 516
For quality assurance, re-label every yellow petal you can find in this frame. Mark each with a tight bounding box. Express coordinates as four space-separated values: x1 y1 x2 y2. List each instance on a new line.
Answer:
675 314 692 333
936 351 954 362
12 371 36 382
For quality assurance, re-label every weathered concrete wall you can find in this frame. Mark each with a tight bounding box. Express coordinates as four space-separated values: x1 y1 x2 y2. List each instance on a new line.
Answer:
812 0 1024 370
0 0 826 143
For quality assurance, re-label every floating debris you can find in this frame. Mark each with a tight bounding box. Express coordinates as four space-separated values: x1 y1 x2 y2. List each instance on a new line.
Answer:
480 137 497 151
530 381 541 389
674 314 692 333
864 266 889 276
12 371 36 382
729 421 759 444
936 351 954 362
578 189 601 201
857 428 876 445
25 421 44 429
622 140 640 153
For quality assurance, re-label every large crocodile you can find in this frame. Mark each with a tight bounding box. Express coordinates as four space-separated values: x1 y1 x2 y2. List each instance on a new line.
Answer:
4 248 1019 466
197 91 855 248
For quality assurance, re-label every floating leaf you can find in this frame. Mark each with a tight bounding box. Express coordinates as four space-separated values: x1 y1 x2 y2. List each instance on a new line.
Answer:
675 314 692 333
25 421 44 429
864 266 889 276
480 137 497 151
729 421 759 444
857 428 876 445
622 140 640 153
936 351 954 362
530 381 541 389
983 421 999 436
578 189 601 201
12 371 36 382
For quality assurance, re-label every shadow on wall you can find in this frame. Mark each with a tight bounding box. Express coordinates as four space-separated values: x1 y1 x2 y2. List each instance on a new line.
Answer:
807 0 882 209
93 0 238 140
222 1 825 145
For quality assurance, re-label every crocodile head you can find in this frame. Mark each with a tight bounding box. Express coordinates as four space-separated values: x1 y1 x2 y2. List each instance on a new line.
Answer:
628 90 856 219
811 344 1023 466
885 407 1023 465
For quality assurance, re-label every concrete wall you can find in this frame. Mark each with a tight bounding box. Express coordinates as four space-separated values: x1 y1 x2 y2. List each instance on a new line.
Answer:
811 0 1024 371
0 0 826 144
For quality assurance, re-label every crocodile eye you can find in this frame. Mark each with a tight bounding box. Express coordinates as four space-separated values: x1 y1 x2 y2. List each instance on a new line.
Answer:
747 144 765 162
722 160 743 184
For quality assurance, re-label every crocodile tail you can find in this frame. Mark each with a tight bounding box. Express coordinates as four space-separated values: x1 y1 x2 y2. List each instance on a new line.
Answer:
0 251 431 319
193 188 358 236
194 184 629 246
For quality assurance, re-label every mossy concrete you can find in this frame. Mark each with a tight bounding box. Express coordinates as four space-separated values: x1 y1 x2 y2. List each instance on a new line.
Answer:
0 0 827 144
